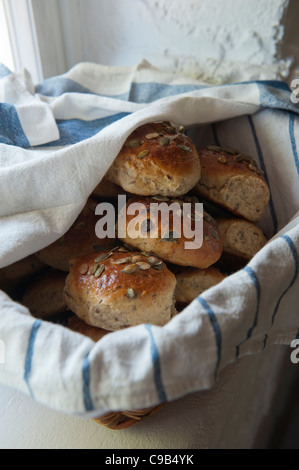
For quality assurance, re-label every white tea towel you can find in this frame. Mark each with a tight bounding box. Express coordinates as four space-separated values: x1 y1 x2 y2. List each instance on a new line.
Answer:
0 60 298 417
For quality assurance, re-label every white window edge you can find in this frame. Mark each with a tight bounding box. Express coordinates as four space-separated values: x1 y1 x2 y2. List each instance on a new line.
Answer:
2 0 67 84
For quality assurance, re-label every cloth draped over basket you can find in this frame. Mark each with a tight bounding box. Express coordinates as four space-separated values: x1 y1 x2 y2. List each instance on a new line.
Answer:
0 60 298 418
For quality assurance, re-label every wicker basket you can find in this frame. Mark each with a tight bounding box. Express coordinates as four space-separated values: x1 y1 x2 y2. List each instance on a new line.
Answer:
93 404 166 430
64 315 166 429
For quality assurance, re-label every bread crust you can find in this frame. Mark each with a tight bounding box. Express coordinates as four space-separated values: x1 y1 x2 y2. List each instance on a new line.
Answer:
0 255 46 298
106 121 201 196
91 176 127 199
216 217 268 261
174 266 226 304
67 314 110 342
64 249 177 331
22 270 67 320
194 146 270 222
116 196 223 269
0 255 45 286
35 198 117 272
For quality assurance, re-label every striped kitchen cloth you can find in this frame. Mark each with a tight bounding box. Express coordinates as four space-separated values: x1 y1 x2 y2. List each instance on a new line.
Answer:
0 60 298 417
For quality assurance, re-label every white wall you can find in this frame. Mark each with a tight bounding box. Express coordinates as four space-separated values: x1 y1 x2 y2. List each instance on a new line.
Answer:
57 0 294 83
4 0 297 84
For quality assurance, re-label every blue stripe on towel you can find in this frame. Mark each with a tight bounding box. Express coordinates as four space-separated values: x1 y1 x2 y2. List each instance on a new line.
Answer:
35 77 97 97
289 113 299 175
36 77 206 101
145 324 167 403
0 104 30 147
197 297 222 377
236 266 261 358
35 77 205 102
35 76 290 101
0 64 11 78
271 235 299 328
82 351 94 412
41 112 131 147
24 320 42 398
128 82 205 103
257 80 290 93
256 82 293 111
247 115 278 235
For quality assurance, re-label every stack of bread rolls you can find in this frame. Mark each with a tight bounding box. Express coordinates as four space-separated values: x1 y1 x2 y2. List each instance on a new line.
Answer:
193 145 269 273
0 120 270 428
62 121 222 333
1 121 270 332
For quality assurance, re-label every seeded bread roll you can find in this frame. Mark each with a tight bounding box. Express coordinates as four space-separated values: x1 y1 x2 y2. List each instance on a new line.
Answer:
116 195 223 269
0 255 46 298
216 217 268 271
190 195 234 220
194 146 270 222
106 121 201 197
35 198 117 272
64 248 177 331
67 314 110 342
174 266 226 306
91 176 127 200
22 270 67 320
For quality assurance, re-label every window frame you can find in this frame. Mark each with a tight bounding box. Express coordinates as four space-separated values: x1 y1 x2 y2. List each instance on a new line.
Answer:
2 0 67 84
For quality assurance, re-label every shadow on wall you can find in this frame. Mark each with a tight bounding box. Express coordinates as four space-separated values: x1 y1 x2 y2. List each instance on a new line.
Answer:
280 0 299 83
56 0 295 84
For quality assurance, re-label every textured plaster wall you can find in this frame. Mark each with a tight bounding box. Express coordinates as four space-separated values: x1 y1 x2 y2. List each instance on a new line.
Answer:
58 0 294 83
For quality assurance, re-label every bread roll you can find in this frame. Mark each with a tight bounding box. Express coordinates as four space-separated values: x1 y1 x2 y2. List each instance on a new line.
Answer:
67 314 110 342
0 255 46 298
106 121 201 197
194 146 270 222
35 198 117 272
216 217 268 271
64 248 177 331
174 266 226 305
91 176 127 199
190 195 233 220
22 270 67 320
116 195 223 269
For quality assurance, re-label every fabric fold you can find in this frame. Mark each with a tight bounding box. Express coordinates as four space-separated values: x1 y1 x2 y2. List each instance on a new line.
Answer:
0 61 298 417
0 67 59 147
